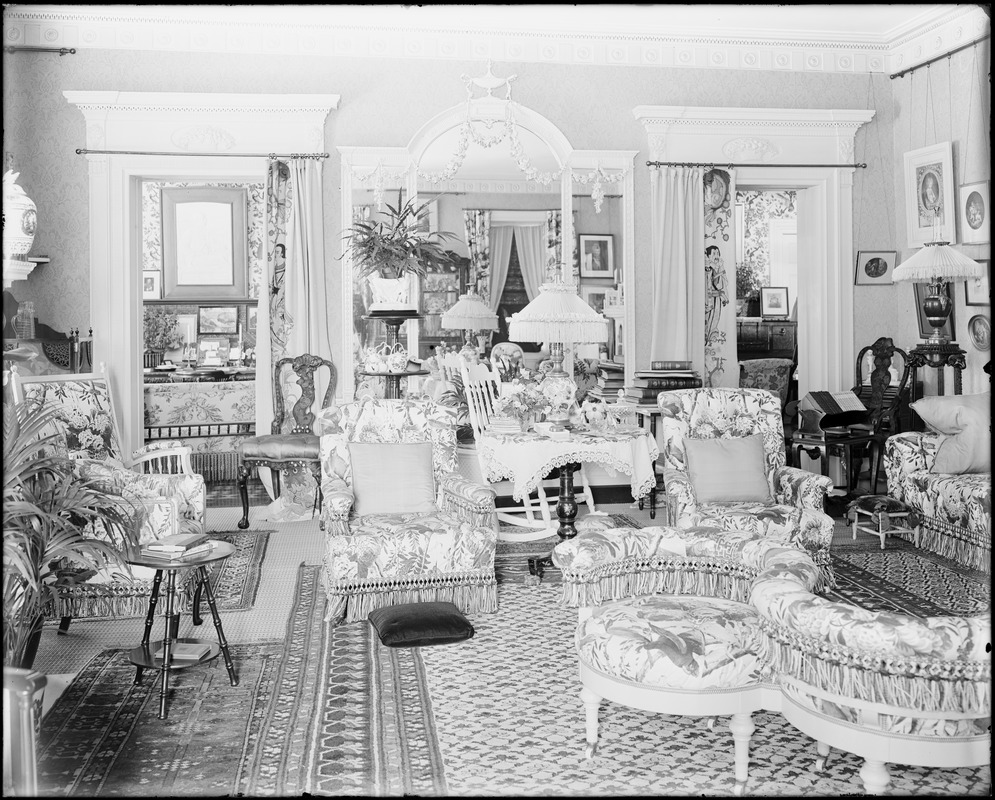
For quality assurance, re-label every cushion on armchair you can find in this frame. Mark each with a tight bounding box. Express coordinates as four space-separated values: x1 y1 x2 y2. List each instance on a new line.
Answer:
348 441 436 515
911 392 991 474
685 434 773 503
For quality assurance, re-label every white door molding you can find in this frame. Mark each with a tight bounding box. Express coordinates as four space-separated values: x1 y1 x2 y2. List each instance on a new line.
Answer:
633 106 874 397
64 91 338 456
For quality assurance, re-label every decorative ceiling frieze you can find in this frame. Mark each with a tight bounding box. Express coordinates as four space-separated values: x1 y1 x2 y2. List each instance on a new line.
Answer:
3 5 988 75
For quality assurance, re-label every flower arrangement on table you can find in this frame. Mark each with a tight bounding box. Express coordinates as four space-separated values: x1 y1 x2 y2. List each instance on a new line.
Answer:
493 377 552 430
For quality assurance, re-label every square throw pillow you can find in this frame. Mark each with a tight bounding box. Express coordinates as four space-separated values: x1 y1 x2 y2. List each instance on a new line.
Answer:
368 602 475 648
348 441 436 515
911 392 991 474
684 434 773 504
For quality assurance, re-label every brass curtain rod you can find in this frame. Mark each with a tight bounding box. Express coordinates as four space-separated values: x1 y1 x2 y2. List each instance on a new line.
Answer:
647 161 867 169
890 34 990 80
4 45 76 55
75 148 328 159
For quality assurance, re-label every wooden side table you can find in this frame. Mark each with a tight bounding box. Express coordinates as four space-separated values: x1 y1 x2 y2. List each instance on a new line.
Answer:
127 541 239 720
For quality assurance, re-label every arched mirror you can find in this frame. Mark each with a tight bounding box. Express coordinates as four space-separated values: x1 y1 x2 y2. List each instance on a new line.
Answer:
339 71 635 400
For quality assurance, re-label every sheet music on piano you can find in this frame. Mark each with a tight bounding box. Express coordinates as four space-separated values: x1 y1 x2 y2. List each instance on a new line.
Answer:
797 390 870 438
806 391 867 415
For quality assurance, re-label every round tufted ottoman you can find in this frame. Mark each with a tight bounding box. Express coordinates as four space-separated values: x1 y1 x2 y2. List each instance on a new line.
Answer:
576 593 778 796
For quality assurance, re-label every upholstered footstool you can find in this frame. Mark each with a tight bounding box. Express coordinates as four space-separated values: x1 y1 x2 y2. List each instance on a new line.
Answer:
575 593 777 796
847 495 921 550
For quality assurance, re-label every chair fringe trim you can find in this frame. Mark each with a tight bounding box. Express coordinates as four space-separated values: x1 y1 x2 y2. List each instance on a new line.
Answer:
558 558 757 608
54 580 198 620
323 579 498 623
758 622 992 715
896 520 991 575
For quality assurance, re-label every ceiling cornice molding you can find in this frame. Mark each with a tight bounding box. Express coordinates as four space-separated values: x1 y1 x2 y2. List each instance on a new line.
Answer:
4 5 987 75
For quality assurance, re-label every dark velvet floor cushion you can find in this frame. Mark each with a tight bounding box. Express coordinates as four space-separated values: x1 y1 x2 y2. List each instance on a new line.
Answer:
368 602 475 648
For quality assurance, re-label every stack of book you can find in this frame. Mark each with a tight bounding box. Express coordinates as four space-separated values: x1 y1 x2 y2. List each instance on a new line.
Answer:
623 360 703 404
153 640 213 662
142 532 214 560
584 360 627 403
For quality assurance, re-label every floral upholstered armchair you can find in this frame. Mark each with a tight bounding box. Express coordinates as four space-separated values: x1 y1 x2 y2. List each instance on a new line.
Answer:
656 387 836 589
318 398 498 624
13 368 206 627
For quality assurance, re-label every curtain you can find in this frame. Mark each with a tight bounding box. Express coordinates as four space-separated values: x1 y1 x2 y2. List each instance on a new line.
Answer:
487 226 513 312
463 210 492 298
514 224 546 301
703 168 738 387
255 158 331 522
544 210 580 283
650 167 706 370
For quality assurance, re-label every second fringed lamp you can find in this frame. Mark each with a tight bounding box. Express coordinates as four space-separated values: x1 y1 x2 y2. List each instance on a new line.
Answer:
507 281 609 427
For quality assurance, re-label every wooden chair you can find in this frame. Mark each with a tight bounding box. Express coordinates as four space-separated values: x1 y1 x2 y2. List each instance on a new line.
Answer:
236 354 336 529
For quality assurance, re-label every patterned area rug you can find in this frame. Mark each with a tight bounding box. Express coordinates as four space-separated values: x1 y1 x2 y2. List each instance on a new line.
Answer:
826 534 989 616
39 567 990 796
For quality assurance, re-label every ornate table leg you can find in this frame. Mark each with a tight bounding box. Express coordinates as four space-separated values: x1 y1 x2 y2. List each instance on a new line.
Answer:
135 569 164 686
527 462 581 582
157 569 178 720
237 461 252 530
197 566 238 686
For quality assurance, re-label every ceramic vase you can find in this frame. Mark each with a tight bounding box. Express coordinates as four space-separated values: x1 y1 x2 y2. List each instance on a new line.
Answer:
367 275 416 312
3 171 38 262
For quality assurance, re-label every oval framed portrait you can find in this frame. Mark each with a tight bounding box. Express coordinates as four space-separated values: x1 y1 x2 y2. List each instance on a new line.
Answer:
968 314 990 352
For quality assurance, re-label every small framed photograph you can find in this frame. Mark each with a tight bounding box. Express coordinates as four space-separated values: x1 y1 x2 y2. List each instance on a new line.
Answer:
854 251 898 286
964 260 990 306
580 285 608 315
579 235 614 278
959 181 989 245
904 142 955 247
914 283 955 340
968 314 991 352
142 270 161 300
197 337 231 365
197 305 239 335
760 286 789 318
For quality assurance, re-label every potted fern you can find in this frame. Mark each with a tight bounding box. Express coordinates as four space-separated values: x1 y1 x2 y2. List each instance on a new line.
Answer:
342 191 458 311
3 401 141 670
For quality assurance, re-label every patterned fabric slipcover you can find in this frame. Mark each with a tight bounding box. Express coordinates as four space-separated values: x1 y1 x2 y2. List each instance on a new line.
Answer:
319 398 498 623
738 358 794 408
16 373 207 619
577 595 768 690
885 431 991 574
554 524 990 788
656 387 835 587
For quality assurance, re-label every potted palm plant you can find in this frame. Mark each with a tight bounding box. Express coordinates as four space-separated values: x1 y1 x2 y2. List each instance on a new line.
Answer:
342 191 458 311
3 400 141 670
142 307 183 369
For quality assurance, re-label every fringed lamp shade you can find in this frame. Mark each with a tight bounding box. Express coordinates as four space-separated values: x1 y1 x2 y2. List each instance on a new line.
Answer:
508 282 609 426
440 292 498 353
893 242 983 343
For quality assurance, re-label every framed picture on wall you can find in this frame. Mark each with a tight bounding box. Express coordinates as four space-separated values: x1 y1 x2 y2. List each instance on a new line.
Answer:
580 285 608 315
967 314 991 352
760 286 789 318
904 142 955 247
142 270 161 300
958 181 990 245
197 305 239 336
914 282 955 340
964 260 990 306
579 235 614 277
853 251 897 286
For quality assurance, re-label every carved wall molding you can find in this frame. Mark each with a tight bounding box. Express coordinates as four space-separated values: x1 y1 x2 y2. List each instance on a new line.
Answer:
171 125 237 152
721 137 779 163
3 5 986 75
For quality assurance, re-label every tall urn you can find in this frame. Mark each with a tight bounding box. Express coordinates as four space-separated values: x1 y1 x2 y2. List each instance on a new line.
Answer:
3 171 38 262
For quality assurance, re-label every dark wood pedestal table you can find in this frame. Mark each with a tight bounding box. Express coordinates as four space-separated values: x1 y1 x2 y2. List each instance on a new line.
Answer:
127 541 239 720
361 311 428 399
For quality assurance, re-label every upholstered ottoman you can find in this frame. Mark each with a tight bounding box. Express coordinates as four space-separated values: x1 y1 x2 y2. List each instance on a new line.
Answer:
576 593 777 796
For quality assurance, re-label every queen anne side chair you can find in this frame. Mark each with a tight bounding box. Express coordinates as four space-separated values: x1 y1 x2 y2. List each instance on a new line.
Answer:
12 365 207 631
655 387 836 589
318 397 498 624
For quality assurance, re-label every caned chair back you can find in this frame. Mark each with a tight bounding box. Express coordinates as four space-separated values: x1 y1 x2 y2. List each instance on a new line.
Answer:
272 354 337 435
656 387 786 479
459 360 503 437
320 398 459 489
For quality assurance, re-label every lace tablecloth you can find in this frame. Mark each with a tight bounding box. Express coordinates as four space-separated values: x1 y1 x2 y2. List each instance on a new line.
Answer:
477 425 660 502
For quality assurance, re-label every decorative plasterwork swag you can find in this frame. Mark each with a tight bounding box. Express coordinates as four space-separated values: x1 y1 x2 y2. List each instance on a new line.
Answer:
64 91 339 458
633 105 874 399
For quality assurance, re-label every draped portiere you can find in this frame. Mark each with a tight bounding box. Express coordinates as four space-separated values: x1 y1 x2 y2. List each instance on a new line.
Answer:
703 168 737 387
256 158 331 521
487 226 513 311
463 210 492 299
514 224 546 301
650 167 705 370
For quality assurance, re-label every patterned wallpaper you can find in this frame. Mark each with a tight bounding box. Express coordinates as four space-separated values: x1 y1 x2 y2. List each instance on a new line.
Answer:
3 45 986 387
738 190 797 289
